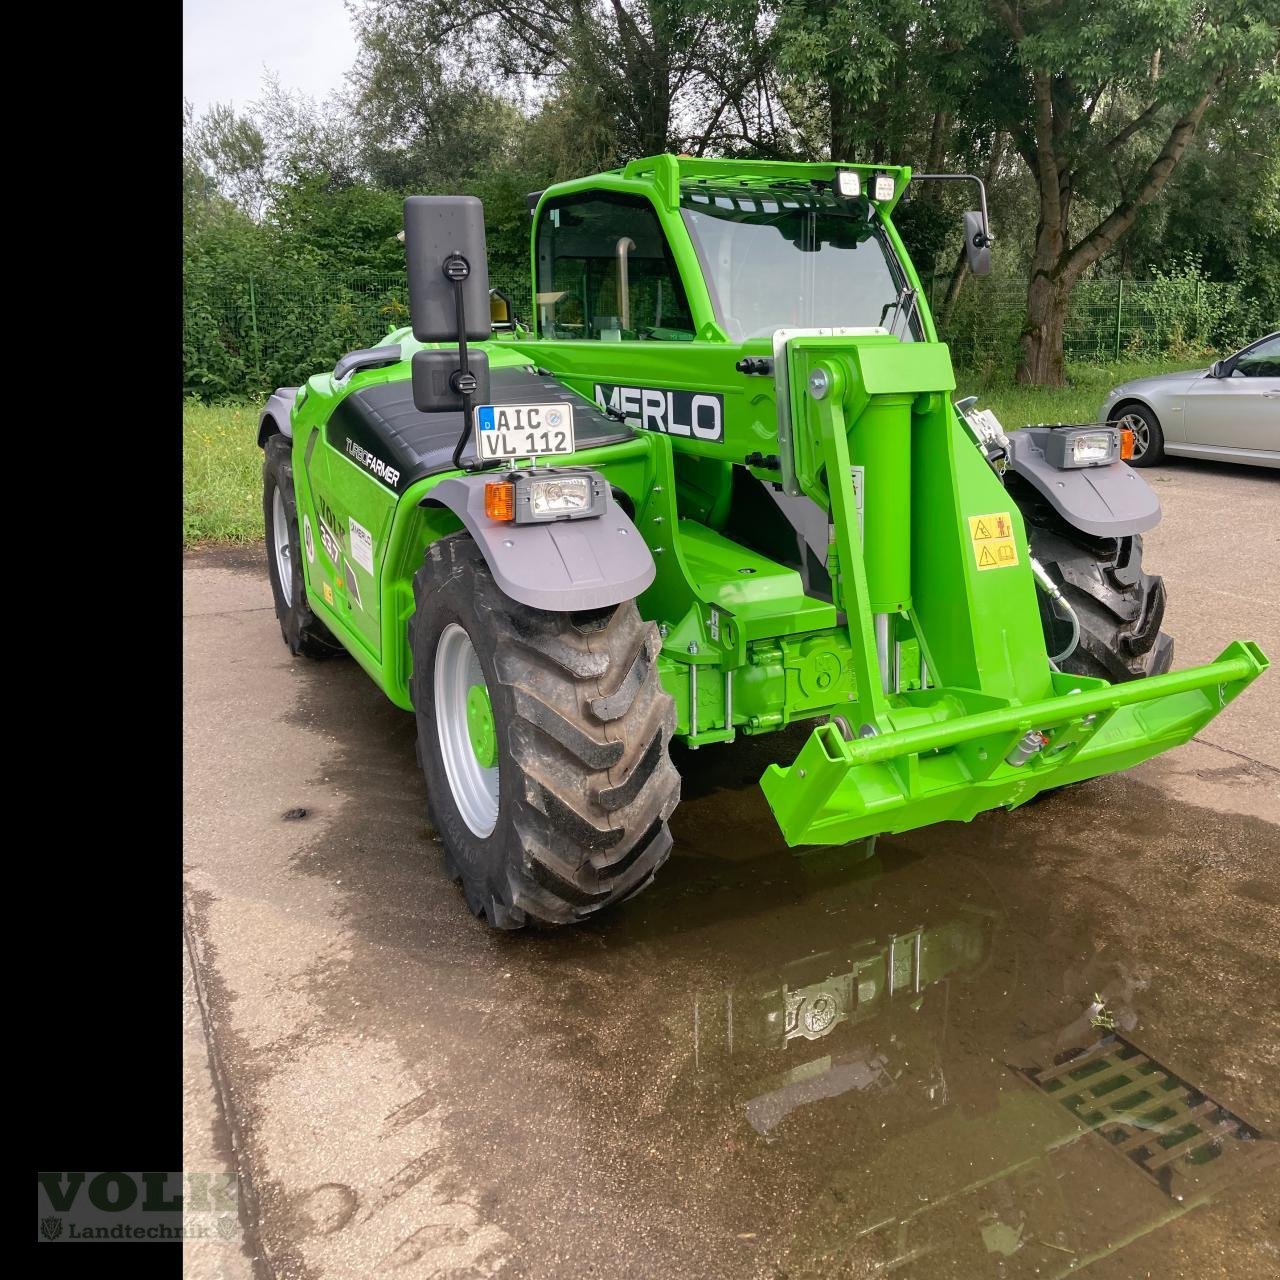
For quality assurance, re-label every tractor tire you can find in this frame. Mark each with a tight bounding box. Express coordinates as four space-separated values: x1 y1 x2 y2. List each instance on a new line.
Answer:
262 434 345 659
409 531 680 929
1027 523 1173 682
1108 402 1165 466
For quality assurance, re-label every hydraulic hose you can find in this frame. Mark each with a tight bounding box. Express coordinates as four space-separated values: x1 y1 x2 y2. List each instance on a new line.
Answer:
1030 556 1080 664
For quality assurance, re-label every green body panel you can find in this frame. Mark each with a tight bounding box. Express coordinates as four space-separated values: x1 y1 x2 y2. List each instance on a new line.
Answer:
274 154 1268 846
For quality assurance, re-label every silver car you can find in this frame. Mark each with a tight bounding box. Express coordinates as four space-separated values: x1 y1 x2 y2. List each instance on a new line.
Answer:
1099 331 1279 469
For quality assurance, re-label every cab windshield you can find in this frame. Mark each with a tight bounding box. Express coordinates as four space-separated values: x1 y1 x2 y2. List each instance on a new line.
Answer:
680 186 920 343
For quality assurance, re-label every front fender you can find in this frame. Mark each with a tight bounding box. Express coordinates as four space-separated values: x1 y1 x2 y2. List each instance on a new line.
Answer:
424 474 655 611
258 387 300 447
1006 427 1160 538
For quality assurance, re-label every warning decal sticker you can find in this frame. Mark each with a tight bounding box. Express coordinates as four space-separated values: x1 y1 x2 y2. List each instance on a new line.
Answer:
968 512 1019 571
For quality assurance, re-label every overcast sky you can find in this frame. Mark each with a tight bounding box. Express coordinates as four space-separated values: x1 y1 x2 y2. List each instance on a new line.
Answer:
183 0 358 115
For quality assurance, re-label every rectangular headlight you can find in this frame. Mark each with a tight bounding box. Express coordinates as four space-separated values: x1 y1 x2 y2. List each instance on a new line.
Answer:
505 468 607 523
1070 431 1113 464
529 475 591 516
872 173 895 202
1040 427 1120 469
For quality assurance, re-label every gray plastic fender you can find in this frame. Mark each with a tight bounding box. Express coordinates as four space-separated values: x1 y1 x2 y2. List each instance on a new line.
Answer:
426 475 656 611
1006 427 1161 537
257 387 299 446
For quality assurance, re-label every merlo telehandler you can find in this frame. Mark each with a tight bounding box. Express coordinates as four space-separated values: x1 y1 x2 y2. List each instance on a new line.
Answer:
257 155 1267 928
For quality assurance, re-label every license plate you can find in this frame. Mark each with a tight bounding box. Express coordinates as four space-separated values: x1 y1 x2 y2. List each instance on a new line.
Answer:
474 402 576 461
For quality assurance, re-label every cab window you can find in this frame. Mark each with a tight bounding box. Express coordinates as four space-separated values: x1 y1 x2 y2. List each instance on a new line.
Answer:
535 193 695 341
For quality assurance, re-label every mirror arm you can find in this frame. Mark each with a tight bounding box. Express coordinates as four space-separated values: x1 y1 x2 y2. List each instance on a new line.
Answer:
445 254 482 473
912 173 993 246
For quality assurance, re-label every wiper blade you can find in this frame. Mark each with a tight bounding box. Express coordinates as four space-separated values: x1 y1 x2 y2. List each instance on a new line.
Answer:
878 284 919 338
892 287 919 339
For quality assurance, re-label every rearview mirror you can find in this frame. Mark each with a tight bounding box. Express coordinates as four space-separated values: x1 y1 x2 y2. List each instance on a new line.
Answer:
412 349 491 413
964 211 992 277
1209 358 1230 379
404 195 491 343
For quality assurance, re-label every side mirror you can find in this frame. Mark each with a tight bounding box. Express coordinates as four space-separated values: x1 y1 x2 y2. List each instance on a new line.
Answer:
404 195 491 343
964 211 992 277
412 349 490 413
1209 358 1232 379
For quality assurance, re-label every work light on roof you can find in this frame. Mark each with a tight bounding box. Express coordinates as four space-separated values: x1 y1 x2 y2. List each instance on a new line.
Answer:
834 170 861 199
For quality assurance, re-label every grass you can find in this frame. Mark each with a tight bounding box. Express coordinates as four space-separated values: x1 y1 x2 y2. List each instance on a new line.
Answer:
955 359 1176 428
184 399 265 543
181 358 1188 545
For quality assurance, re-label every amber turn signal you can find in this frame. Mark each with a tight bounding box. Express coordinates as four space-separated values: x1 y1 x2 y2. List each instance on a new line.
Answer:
1119 427 1135 461
484 481 515 521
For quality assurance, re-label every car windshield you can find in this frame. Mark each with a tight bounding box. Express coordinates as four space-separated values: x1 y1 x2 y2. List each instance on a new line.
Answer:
680 186 920 342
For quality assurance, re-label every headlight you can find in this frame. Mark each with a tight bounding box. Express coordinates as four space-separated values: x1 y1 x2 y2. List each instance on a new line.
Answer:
1041 426 1120 469
1069 431 1114 464
484 468 608 524
530 475 591 516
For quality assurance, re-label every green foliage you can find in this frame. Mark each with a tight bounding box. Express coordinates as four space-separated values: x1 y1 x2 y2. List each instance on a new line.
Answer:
183 399 266 542
939 267 1256 379
954 361 1181 424
182 0 1280 395
268 177 405 272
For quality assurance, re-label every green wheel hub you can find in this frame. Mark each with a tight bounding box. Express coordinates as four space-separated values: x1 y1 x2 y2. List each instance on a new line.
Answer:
466 683 497 768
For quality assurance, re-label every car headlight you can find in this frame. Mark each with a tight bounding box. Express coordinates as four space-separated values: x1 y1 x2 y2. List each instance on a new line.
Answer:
1041 426 1120 469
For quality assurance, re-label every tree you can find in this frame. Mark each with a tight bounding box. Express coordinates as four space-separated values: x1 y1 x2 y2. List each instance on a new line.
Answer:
185 101 270 219
961 0 1280 384
1124 108 1280 319
346 0 779 164
775 0 954 164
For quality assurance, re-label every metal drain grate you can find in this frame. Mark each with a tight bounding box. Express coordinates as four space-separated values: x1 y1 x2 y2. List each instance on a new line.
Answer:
1017 1033 1273 1198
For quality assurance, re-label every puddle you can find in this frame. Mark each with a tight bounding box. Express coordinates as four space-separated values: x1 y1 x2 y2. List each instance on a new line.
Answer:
256 628 1280 1280
601 841 1276 1278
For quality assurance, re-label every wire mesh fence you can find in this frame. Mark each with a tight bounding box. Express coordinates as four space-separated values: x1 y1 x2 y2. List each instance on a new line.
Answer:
184 266 1265 400
924 271 1267 373
183 265 530 400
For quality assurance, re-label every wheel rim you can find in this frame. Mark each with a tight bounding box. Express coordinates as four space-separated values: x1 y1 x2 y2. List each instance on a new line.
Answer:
272 486 293 600
1117 411 1150 459
434 622 500 837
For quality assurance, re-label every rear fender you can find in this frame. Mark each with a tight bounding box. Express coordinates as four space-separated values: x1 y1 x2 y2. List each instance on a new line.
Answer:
424 474 655 611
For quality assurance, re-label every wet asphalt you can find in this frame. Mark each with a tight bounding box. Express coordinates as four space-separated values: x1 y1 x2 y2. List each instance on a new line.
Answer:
183 459 1279 1279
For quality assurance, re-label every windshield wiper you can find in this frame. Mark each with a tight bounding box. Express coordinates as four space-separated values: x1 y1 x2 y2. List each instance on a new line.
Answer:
879 284 919 339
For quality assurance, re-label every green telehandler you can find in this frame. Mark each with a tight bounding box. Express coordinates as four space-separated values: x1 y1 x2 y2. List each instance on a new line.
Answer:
257 154 1268 928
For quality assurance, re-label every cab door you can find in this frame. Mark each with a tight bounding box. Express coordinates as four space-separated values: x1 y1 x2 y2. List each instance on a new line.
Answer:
527 191 740 462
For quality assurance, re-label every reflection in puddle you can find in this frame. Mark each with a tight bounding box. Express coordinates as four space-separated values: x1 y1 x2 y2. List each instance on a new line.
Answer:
665 846 1274 1278
695 907 994 1138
